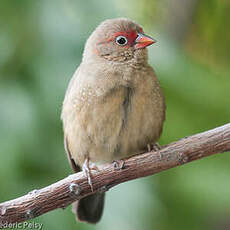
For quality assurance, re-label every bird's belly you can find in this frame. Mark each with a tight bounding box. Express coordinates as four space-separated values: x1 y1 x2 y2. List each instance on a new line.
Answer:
69 86 164 166
114 88 164 160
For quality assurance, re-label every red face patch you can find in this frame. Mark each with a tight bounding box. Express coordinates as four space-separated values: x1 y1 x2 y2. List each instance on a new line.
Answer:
113 31 138 47
97 30 138 48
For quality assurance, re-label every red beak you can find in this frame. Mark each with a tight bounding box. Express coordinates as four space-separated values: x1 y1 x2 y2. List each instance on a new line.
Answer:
134 33 156 49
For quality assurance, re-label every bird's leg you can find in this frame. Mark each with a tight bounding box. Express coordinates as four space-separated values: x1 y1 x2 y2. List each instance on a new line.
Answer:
147 142 161 152
82 157 94 192
147 144 151 152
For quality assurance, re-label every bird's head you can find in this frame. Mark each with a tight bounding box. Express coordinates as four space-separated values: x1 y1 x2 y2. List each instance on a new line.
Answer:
83 18 156 65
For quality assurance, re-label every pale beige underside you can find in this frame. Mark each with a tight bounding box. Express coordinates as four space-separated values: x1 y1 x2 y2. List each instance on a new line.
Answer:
61 62 165 167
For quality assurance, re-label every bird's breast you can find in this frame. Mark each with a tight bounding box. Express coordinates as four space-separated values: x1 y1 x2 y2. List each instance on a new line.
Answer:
63 68 165 166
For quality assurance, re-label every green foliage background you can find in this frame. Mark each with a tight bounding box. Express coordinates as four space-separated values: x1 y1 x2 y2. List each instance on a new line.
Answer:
0 1 229 229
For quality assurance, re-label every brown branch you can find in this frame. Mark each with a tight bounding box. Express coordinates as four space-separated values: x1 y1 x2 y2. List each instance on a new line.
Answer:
1 123 230 225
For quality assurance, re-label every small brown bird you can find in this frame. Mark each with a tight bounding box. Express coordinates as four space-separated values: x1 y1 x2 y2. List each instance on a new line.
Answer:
61 18 165 224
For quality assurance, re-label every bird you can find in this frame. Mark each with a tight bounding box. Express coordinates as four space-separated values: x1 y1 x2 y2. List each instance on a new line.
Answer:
61 17 165 224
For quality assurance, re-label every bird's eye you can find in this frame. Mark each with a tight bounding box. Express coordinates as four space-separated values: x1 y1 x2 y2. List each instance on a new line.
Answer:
115 36 128 46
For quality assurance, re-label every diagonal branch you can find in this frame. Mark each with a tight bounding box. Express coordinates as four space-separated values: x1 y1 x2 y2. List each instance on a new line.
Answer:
0 123 230 225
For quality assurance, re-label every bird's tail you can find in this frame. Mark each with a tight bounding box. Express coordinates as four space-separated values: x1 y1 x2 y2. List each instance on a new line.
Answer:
72 193 105 224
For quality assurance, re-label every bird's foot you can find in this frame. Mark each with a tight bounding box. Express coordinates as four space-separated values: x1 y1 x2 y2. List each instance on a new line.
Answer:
82 158 96 192
113 160 125 171
90 162 100 172
147 142 161 152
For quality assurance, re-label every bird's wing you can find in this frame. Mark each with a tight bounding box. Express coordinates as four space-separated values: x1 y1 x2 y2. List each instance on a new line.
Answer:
64 135 81 173
62 67 82 173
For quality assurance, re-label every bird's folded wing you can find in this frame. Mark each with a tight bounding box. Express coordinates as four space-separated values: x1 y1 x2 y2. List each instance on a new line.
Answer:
64 136 81 173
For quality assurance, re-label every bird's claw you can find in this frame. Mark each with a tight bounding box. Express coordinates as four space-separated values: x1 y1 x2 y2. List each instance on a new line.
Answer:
113 160 125 171
147 142 161 152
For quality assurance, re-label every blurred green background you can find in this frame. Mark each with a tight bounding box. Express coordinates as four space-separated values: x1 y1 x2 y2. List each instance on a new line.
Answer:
0 0 230 229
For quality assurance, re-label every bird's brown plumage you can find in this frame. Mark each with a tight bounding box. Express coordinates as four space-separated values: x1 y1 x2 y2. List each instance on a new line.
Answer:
61 17 165 224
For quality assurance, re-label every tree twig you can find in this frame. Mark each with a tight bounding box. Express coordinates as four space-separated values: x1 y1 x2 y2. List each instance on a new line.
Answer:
0 123 230 225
